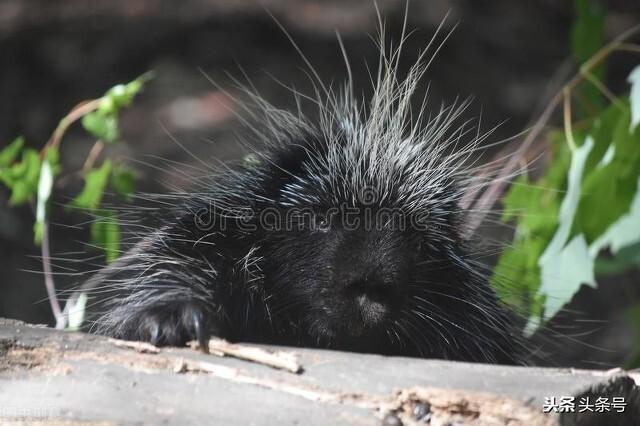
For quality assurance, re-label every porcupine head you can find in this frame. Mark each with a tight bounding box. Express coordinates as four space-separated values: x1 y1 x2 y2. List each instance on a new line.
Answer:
77 20 519 364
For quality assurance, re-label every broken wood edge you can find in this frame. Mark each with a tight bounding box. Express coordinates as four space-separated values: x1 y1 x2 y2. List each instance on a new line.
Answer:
186 338 303 373
2 335 559 425
2 320 638 425
108 334 303 373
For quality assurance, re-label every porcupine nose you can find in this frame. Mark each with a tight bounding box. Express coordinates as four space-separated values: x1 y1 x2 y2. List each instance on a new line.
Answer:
345 271 392 323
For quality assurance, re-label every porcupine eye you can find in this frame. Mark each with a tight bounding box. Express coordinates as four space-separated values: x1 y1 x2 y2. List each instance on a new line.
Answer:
314 213 331 233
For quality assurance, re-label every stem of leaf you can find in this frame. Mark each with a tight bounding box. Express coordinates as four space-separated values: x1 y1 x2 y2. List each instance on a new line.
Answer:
467 23 640 234
563 88 577 153
83 140 104 174
580 67 626 111
41 221 65 329
38 98 103 328
615 43 640 54
42 98 102 156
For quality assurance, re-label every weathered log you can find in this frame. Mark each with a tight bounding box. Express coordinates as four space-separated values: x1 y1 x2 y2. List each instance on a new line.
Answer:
0 318 636 425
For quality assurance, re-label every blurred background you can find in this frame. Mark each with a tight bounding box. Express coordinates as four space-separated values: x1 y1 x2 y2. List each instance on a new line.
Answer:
1 0 639 368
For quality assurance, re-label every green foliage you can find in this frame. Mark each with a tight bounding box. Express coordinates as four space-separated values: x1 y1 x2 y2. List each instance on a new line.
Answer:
576 110 640 241
0 136 25 167
70 160 133 264
535 137 597 329
111 165 136 200
494 74 640 335
90 210 120 264
491 137 570 318
0 141 42 206
82 112 118 143
1 73 150 263
66 292 88 332
33 148 60 245
70 160 113 211
571 0 606 114
492 1 640 336
81 73 152 143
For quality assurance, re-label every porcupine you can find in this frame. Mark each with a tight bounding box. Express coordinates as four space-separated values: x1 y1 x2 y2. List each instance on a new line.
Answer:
68 21 523 365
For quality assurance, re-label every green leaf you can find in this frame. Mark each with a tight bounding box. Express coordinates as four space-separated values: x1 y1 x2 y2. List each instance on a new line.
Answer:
611 108 640 179
571 0 605 64
491 233 545 315
110 165 135 200
539 234 596 323
584 101 623 174
494 137 571 317
100 72 152 114
102 84 134 112
82 111 119 143
83 72 153 143
8 148 41 205
590 177 640 256
33 148 59 245
575 110 640 241
595 241 640 275
537 137 596 324
70 160 112 211
629 65 640 131
0 169 12 188
0 136 24 167
66 292 88 331
501 176 560 234
571 0 606 115
90 211 120 263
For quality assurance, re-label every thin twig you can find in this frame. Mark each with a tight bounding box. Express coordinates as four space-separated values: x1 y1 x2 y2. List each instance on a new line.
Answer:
188 338 303 373
37 98 102 328
82 140 105 173
616 43 640 54
41 221 64 329
563 88 577 152
580 69 626 110
459 60 574 212
174 359 361 405
108 338 161 354
42 99 101 155
467 23 640 233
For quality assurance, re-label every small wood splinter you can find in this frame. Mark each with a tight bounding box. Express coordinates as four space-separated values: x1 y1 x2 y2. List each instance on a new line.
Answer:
188 338 303 374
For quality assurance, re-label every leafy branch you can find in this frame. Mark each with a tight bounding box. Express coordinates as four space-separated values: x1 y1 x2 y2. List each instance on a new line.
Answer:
0 73 151 328
484 0 640 339
467 24 640 232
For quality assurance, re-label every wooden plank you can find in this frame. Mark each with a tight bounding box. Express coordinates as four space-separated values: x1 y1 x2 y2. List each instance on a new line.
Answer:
0 319 635 425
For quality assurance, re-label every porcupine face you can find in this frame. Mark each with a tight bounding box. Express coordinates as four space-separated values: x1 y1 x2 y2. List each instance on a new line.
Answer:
217 28 514 358
259 125 464 349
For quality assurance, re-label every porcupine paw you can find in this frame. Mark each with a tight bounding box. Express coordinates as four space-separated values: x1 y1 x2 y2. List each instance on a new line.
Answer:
127 302 212 351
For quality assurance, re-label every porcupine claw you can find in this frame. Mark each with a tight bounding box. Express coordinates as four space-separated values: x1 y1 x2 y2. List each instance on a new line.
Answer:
148 321 161 347
191 309 210 354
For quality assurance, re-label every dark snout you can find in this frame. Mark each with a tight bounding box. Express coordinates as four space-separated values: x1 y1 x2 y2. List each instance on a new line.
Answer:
341 267 395 323
333 230 411 326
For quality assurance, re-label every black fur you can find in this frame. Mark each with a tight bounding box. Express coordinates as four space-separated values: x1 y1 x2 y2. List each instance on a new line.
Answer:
74 130 521 364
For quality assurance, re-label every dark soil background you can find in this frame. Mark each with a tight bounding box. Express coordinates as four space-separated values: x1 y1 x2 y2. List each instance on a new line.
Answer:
1 0 639 368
